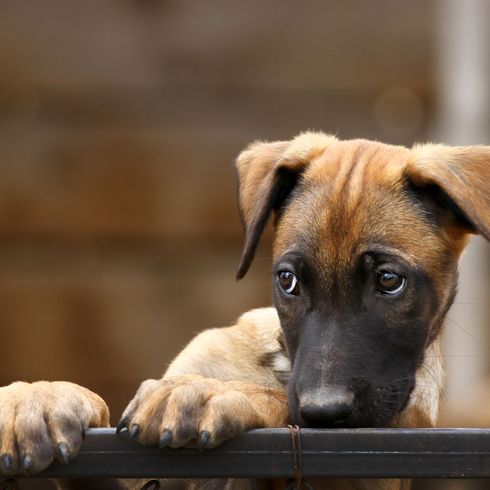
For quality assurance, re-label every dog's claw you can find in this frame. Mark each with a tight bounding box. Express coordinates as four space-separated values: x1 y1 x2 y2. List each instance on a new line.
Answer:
22 454 33 473
116 416 129 434
198 430 210 451
1 454 12 471
57 442 70 464
159 429 172 448
129 424 140 440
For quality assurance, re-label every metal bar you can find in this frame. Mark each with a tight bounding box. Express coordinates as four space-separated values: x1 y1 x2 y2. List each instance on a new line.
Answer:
29 428 490 479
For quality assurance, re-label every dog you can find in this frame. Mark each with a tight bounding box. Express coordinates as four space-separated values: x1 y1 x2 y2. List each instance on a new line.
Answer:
0 132 489 490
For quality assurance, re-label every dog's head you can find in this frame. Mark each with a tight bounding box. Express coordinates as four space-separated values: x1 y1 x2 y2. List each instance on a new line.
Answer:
235 132 490 428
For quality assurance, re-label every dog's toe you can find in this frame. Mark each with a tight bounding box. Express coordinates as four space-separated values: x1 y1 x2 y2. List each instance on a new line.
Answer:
121 375 288 450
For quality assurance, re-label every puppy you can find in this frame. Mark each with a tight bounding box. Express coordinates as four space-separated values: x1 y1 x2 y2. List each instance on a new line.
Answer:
116 133 490 490
1 133 489 490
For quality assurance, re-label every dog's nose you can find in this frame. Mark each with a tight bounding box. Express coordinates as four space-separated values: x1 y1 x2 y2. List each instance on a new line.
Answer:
298 386 354 427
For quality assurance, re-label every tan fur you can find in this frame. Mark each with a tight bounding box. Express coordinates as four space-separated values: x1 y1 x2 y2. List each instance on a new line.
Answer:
1 132 489 490
165 308 285 389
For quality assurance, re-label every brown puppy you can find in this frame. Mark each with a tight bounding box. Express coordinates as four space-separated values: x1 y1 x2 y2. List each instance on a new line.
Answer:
1 133 489 490
120 133 489 490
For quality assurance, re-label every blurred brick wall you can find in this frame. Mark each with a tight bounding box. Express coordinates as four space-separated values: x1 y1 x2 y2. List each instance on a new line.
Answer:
0 0 437 420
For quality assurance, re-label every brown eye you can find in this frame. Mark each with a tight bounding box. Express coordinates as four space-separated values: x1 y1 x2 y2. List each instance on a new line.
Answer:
377 270 406 295
278 271 299 295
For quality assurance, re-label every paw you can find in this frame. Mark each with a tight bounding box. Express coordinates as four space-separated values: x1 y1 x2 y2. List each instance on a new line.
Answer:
0 381 109 476
118 375 288 449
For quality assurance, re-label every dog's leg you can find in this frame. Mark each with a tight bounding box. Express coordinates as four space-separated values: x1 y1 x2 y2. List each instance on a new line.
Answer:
0 381 109 477
119 308 289 490
119 308 289 448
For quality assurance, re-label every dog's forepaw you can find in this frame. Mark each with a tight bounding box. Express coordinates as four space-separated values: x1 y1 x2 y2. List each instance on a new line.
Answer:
118 375 288 449
0 381 109 476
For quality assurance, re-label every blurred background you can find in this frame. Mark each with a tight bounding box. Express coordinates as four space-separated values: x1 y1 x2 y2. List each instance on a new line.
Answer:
0 1 489 487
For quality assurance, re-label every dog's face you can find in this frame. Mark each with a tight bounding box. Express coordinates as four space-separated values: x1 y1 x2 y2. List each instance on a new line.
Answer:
235 133 489 428
271 141 461 428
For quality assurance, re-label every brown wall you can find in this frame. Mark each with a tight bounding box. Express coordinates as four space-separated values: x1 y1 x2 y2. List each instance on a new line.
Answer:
0 0 463 423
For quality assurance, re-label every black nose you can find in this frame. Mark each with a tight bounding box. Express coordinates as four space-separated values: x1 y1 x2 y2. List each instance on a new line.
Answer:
298 386 354 427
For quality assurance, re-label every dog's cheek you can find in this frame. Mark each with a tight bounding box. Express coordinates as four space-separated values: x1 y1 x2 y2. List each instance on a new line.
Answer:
279 319 308 367
272 304 300 360
366 278 435 364
396 266 452 343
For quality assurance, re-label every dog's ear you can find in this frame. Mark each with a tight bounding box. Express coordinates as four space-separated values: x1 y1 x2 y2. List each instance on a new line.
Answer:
408 144 490 242
235 132 336 279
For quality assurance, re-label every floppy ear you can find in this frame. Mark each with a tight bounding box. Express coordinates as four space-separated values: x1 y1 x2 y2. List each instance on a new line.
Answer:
235 132 336 279
408 144 490 241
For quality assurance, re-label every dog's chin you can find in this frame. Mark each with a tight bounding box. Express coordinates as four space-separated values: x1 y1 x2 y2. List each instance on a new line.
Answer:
289 404 405 429
289 408 392 429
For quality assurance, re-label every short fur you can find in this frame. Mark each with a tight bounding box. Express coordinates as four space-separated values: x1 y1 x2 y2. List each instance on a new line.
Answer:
0 132 489 490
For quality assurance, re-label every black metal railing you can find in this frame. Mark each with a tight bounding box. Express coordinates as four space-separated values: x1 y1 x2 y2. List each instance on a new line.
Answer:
25 428 490 480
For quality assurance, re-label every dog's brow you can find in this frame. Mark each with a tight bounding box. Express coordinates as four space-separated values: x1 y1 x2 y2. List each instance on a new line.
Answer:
362 245 416 265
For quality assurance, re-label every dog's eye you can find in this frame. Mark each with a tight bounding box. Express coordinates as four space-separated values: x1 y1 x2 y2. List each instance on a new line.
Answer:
278 271 299 295
376 270 406 295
